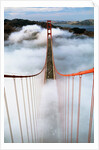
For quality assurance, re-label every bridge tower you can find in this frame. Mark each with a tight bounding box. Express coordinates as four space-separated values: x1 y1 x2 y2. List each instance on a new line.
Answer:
45 20 55 80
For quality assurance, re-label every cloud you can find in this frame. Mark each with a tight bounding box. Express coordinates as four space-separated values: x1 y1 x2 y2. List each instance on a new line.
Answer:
8 12 23 16
5 24 94 75
4 7 94 21
4 7 63 13
4 23 94 143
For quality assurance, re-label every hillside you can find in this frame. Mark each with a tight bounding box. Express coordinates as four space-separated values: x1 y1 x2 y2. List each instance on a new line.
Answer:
4 19 94 40
71 19 94 25
53 19 94 26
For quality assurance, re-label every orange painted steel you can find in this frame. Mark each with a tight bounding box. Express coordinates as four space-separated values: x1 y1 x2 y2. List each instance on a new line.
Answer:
47 20 52 40
4 21 51 79
88 73 94 143
67 76 70 143
50 21 94 143
29 77 36 142
64 77 67 143
71 76 74 143
4 64 46 78
76 76 82 143
46 20 55 80
13 78 24 143
4 20 94 143
21 78 30 143
26 78 34 142
4 39 48 79
4 88 14 143
54 67 94 77
50 29 94 77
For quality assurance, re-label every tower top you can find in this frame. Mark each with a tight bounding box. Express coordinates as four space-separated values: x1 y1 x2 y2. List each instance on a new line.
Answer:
47 20 51 23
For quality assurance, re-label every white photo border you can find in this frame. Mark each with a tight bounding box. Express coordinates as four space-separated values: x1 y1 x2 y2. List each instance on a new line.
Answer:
0 1 98 149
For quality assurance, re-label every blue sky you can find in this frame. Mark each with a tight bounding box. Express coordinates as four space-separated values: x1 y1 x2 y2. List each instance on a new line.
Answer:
4 7 94 21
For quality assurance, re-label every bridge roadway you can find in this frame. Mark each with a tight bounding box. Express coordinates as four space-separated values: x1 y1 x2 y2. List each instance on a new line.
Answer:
46 38 55 79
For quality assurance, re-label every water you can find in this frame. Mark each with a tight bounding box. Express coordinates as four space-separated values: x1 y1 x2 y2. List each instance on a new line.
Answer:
53 23 94 32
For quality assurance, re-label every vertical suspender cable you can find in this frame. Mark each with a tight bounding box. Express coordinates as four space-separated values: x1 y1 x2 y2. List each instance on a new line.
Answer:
88 73 94 143
29 77 36 142
71 76 74 143
4 88 14 143
57 77 60 113
76 75 82 143
26 78 34 142
59 79 61 113
64 77 67 143
21 78 30 142
34 77 38 142
13 78 24 143
67 76 70 143
32 77 38 142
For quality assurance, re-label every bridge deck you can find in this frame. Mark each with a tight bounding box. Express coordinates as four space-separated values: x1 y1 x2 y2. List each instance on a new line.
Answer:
46 38 55 79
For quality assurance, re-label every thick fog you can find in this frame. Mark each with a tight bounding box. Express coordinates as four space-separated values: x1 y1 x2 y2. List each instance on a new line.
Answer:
4 24 94 75
4 25 94 143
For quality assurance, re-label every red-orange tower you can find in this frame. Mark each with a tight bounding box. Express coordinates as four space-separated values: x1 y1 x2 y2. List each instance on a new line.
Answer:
45 20 55 80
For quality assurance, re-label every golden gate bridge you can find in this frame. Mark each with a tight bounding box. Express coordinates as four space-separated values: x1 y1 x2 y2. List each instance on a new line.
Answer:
4 20 94 143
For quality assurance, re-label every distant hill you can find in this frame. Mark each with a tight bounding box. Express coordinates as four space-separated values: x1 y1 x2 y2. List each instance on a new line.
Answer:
53 19 94 26
4 19 54 31
4 19 57 40
71 19 94 25
4 19 94 40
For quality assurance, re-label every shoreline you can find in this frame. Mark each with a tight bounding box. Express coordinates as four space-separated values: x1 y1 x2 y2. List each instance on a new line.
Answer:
4 19 94 40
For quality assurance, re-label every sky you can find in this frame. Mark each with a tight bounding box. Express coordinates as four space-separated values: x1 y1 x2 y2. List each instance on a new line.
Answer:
4 7 94 21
